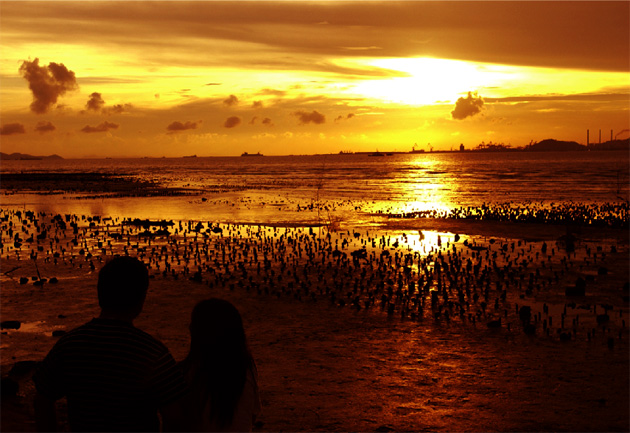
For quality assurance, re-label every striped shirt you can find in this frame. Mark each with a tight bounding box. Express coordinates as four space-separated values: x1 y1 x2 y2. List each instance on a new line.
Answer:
33 318 188 432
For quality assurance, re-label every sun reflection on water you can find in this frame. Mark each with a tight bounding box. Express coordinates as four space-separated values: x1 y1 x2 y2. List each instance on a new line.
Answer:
391 156 457 215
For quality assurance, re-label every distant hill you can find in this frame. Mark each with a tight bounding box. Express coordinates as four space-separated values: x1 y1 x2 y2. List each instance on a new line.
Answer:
588 138 630 151
0 152 64 160
525 139 585 152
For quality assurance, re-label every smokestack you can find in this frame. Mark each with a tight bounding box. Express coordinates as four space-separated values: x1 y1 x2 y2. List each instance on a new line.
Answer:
611 130 613 141
599 129 601 144
587 129 589 146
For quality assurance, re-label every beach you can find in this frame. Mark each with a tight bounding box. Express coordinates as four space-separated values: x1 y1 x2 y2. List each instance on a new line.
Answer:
1 200 628 432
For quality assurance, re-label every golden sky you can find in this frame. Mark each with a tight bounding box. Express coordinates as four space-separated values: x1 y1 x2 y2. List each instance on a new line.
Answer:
1 1 628 157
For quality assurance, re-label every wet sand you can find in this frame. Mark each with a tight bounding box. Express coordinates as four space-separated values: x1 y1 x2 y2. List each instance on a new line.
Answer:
1 207 628 432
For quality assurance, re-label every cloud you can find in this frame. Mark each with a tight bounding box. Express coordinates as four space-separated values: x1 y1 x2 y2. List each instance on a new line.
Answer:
224 116 241 128
615 129 630 139
293 110 325 125
82 93 132 114
451 92 484 120
81 121 119 133
34 121 56 133
86 92 105 111
0 123 26 135
205 82 222 86
484 91 630 104
4 3 628 73
223 94 239 106
19 58 78 114
335 113 356 122
258 88 287 97
252 100 263 109
166 120 199 132
250 116 273 126
103 103 133 115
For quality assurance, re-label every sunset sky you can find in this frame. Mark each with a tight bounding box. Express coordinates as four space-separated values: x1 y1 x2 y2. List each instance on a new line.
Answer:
1 1 628 158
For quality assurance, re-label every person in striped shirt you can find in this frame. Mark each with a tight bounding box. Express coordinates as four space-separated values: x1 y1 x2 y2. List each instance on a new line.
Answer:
33 256 188 432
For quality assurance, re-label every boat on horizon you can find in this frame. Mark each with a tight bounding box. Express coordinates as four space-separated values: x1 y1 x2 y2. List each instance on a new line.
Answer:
410 143 425 153
368 150 385 157
241 152 264 157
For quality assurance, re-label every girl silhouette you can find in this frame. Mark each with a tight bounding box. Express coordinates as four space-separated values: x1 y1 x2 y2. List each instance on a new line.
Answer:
179 298 261 431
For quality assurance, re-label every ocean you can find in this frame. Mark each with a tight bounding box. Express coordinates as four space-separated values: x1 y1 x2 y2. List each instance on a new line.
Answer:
1 150 628 225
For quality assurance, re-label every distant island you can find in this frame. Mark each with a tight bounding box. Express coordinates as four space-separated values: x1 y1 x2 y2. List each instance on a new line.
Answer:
463 138 629 153
348 138 630 156
0 152 64 160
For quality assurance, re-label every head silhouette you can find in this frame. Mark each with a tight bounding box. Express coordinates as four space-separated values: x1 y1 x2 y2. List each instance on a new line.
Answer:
97 256 149 318
189 298 246 358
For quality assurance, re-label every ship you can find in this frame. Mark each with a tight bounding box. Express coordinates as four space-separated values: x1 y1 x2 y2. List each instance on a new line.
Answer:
241 152 264 157
409 143 425 154
368 150 385 157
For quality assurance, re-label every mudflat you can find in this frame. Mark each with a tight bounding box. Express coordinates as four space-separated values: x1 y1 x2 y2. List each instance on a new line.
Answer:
1 208 628 432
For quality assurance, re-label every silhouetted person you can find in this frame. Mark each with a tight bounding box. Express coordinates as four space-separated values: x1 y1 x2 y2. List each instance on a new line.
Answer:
33 256 187 432
177 298 261 432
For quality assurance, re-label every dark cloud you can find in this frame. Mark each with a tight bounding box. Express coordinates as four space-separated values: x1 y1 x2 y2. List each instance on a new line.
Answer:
451 92 484 120
205 82 222 86
82 93 132 114
252 100 263 109
224 116 241 128
294 110 325 125
19 58 78 114
86 92 105 111
250 116 272 126
103 103 133 115
81 121 119 133
335 113 356 122
34 121 56 133
223 94 239 106
166 121 199 132
4 2 628 73
0 123 26 135
258 88 287 97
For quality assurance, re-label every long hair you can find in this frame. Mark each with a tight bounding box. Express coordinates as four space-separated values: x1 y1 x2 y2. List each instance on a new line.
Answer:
183 298 253 429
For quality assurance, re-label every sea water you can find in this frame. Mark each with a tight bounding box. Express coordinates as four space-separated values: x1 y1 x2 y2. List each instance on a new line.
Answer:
1 151 628 224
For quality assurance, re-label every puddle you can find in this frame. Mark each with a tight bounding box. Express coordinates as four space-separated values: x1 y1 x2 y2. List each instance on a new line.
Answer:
2 320 65 337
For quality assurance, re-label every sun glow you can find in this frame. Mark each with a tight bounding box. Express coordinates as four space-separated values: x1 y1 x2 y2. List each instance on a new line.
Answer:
343 58 509 105
342 57 630 107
